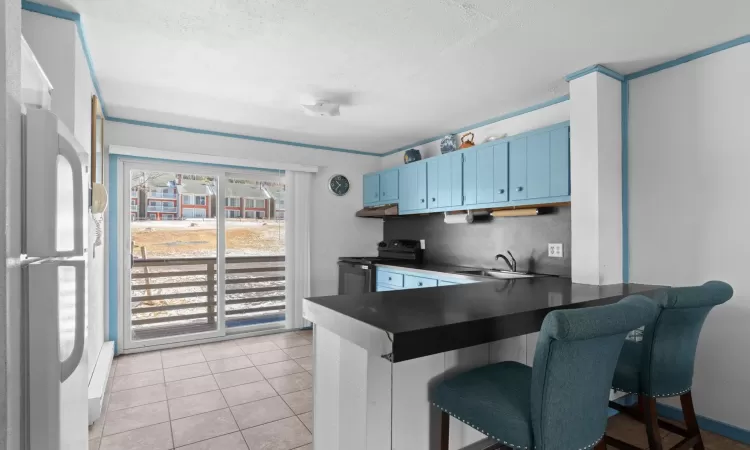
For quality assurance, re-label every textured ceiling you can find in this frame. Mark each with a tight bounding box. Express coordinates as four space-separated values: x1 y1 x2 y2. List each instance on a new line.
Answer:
39 0 750 153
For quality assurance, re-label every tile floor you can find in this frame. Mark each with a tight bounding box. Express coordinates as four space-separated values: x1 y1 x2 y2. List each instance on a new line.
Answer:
90 328 749 450
89 330 313 450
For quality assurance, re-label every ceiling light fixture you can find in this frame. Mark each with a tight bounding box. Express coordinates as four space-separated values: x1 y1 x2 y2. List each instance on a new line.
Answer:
300 99 340 117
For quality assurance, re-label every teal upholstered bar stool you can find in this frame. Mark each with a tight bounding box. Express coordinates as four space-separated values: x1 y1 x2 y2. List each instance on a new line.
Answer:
430 295 658 450
606 281 733 450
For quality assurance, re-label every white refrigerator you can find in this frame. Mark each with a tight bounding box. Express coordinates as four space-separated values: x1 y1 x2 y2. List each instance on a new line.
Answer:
22 108 90 450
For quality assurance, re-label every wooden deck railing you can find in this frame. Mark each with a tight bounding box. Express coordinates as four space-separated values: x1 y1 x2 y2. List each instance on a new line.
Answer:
131 255 285 338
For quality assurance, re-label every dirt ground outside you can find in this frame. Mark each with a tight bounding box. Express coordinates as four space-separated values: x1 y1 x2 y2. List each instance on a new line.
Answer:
131 219 285 259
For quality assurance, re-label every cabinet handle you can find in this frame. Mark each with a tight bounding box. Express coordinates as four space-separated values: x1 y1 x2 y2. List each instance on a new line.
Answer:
498 189 505 194
388 277 392 281
431 197 436 202
382 192 386 195
421 199 425 203
374 194 378 198
418 282 423 287
516 187 523 192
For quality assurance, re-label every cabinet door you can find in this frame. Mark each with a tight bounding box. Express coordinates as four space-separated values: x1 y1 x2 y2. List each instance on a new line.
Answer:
550 126 570 196
509 138 527 201
398 165 413 210
364 173 380 205
476 146 495 204
427 159 439 209
462 149 477 205
436 154 462 208
399 163 427 211
450 152 464 206
527 131 551 199
381 169 399 202
493 142 509 203
415 162 428 210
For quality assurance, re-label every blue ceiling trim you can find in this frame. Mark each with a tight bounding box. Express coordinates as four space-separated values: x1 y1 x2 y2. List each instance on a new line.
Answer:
626 34 750 80
107 117 382 156
565 64 625 82
21 0 78 21
382 94 570 156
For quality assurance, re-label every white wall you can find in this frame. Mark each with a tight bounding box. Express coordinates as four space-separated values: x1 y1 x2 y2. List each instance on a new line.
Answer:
380 100 570 169
22 11 104 382
2 1 23 448
628 43 750 429
105 122 384 298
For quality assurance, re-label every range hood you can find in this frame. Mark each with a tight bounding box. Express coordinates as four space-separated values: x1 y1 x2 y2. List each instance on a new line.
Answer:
356 204 399 218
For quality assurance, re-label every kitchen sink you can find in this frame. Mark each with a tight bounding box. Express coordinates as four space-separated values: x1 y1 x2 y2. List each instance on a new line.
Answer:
453 269 542 279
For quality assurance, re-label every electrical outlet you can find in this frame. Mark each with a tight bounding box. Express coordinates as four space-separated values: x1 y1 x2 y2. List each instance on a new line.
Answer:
420 239 426 250
548 243 563 258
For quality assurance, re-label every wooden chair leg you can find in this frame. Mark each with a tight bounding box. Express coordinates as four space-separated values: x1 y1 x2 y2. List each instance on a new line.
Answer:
440 411 450 450
594 440 607 450
680 392 705 450
643 396 663 450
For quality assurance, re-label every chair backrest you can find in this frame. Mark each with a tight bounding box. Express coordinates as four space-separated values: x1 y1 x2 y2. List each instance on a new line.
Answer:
639 280 733 397
530 295 658 450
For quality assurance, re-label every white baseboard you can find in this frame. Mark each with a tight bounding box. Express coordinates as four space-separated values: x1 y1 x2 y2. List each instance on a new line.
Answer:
88 341 114 424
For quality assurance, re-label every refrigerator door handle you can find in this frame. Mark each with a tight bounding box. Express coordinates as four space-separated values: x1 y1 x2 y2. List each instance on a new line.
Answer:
61 263 86 382
57 138 85 257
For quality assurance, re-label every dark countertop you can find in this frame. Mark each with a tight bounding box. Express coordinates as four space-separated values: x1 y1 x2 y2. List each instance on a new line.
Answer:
303 276 664 362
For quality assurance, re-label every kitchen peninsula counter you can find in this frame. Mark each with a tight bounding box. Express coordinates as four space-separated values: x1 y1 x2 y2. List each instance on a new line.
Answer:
304 277 663 362
303 277 664 450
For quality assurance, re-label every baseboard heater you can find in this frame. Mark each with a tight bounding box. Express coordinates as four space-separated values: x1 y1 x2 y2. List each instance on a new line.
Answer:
88 341 115 424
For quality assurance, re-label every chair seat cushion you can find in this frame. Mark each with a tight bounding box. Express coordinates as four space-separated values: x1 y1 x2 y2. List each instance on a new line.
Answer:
612 340 643 394
430 361 533 449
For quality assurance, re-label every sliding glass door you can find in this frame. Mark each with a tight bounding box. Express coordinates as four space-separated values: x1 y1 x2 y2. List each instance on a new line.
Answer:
223 171 286 331
121 161 286 350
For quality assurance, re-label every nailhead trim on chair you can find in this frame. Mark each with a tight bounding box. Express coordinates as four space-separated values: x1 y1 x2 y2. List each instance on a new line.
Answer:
613 386 691 398
432 403 604 450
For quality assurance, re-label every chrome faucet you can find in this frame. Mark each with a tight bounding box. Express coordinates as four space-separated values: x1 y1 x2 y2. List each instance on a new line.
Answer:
495 250 517 272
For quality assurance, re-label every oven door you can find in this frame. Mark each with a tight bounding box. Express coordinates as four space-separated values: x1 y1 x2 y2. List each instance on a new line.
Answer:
338 261 375 295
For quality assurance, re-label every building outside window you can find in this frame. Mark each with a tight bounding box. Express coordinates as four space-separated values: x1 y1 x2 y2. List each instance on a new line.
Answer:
183 194 194 205
226 210 240 218
195 195 206 205
226 197 240 207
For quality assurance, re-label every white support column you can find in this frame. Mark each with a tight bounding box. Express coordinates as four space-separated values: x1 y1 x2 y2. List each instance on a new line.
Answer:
570 72 623 285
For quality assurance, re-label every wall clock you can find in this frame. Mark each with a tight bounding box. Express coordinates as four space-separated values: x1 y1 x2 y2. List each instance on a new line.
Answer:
328 174 350 196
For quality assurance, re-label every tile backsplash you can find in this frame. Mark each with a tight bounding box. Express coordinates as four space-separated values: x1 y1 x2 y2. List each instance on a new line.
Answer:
383 207 571 277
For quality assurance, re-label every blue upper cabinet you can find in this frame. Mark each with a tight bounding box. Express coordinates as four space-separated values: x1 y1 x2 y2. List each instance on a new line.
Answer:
380 168 399 202
364 123 569 213
493 142 509 203
476 145 496 204
509 138 528 201
363 173 380 205
462 149 478 205
399 161 428 212
448 152 463 207
363 169 399 206
527 131 551 199
549 126 570 196
427 159 438 209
